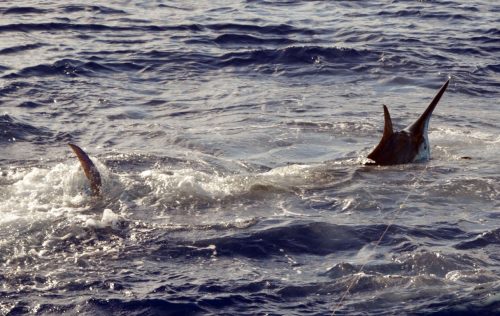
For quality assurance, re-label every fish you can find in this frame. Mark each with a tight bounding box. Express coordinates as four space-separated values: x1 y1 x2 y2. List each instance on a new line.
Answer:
68 143 102 196
367 79 450 165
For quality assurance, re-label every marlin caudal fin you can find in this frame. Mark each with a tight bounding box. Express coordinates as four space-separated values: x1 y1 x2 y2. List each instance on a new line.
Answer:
366 79 450 165
68 143 102 196
407 79 450 136
367 105 394 163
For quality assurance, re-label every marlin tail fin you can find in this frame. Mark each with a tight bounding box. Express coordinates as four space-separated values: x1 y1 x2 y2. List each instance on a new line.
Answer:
68 143 102 196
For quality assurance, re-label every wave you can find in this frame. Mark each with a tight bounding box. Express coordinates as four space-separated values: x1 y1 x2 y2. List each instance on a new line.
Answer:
0 114 52 143
217 46 373 67
0 22 311 35
2 298 205 316
185 222 401 258
0 81 32 95
3 58 117 79
2 45 362 78
17 101 44 109
0 23 121 33
206 22 317 35
455 228 500 249
86 298 205 315
1 6 47 15
1 5 125 16
94 45 373 77
0 22 201 33
0 43 45 55
213 33 295 45
378 9 473 21
61 4 126 15
0 19 314 35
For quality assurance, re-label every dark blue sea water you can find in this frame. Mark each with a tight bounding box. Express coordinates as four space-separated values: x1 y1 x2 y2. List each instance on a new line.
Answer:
1 1 499 315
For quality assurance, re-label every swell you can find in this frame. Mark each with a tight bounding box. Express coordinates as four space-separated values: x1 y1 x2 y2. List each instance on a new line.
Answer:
1 6 48 15
0 114 52 143
212 33 295 45
455 227 500 249
0 22 314 35
3 58 119 79
4 46 376 79
0 43 45 55
377 9 473 21
2 298 205 316
0 22 202 33
132 46 371 67
217 46 372 67
152 222 476 259
206 22 318 35
61 4 126 14
1 5 125 15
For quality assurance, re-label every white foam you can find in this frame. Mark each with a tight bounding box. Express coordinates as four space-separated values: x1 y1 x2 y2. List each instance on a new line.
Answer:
139 163 316 204
0 158 111 225
85 209 124 230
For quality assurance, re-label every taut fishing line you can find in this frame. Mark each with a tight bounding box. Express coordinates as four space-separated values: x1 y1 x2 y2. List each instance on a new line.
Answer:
332 165 429 315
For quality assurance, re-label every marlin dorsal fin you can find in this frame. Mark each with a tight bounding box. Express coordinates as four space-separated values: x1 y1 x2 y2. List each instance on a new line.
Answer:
68 143 102 196
382 104 393 140
366 105 395 163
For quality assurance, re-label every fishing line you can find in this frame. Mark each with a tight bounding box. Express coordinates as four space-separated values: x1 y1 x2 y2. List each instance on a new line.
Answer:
332 165 428 315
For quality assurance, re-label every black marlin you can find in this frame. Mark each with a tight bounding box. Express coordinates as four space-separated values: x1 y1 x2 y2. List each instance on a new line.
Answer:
68 143 102 196
367 79 450 165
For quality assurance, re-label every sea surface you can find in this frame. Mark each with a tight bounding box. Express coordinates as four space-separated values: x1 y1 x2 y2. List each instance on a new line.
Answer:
0 1 499 315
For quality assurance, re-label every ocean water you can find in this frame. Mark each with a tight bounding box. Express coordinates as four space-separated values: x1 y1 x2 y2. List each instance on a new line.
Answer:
0 1 499 315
